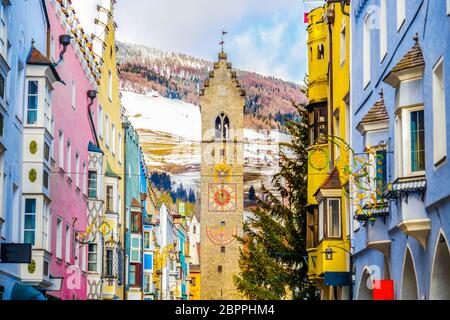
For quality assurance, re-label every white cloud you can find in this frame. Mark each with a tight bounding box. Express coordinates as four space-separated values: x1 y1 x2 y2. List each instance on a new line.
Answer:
72 0 308 83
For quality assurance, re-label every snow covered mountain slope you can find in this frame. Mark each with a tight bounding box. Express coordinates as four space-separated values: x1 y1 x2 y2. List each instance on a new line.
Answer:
121 90 290 193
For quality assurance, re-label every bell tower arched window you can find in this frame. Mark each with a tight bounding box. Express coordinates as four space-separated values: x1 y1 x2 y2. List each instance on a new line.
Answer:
215 113 230 140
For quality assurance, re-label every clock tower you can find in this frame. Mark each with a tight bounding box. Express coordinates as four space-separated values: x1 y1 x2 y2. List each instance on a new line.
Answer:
199 50 245 300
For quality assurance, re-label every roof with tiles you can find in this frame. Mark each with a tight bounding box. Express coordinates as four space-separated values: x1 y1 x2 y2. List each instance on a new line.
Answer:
359 96 389 125
389 42 425 74
318 168 342 191
27 46 53 65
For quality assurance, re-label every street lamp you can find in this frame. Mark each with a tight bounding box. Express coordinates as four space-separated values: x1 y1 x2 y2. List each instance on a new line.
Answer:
324 247 334 260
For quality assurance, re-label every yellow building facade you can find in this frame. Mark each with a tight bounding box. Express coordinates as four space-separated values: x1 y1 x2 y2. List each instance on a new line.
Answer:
306 2 351 300
92 0 126 300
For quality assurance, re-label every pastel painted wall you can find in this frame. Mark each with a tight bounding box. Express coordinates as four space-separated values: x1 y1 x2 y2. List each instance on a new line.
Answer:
351 0 450 300
46 0 98 300
0 0 48 300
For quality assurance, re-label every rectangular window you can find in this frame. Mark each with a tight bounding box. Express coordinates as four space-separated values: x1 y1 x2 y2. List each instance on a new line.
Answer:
410 110 425 173
88 243 98 272
106 185 113 212
75 153 80 187
0 4 8 60
363 13 372 88
380 0 387 60
56 218 63 259
433 59 446 164
81 244 86 272
82 162 87 195
65 224 71 263
105 114 109 147
24 199 37 245
0 73 4 100
318 202 324 241
108 70 113 101
143 273 151 293
43 170 49 189
327 199 341 238
50 34 55 61
27 81 39 125
144 230 151 250
309 105 328 145
221 246 226 253
129 264 141 287
42 204 50 251
16 61 25 119
130 235 141 263
131 211 141 233
71 81 76 109
340 23 346 65
105 249 113 276
58 131 64 169
397 0 406 30
376 150 387 198
44 143 50 162
111 124 116 155
88 171 98 198
66 141 71 178
118 133 122 163
98 105 103 138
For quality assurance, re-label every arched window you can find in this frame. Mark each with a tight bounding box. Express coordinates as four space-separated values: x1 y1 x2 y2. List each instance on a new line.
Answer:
215 113 230 140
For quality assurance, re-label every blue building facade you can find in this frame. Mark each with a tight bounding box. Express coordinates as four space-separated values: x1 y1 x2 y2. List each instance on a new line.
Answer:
0 0 50 300
123 120 145 299
351 0 450 300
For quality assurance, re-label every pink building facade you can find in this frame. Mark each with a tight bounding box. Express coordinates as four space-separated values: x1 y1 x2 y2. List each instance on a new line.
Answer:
46 0 101 300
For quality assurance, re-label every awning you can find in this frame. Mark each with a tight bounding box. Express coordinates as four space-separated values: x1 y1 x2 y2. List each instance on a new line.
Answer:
324 272 352 286
11 283 46 301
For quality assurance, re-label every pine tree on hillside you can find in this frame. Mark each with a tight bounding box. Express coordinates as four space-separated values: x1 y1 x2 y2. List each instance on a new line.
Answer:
234 103 319 300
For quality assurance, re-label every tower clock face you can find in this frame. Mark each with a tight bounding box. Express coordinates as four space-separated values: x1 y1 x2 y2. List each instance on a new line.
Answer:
206 226 237 245
208 183 237 212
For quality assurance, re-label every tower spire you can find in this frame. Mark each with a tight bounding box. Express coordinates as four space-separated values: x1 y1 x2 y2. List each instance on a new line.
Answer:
220 31 228 53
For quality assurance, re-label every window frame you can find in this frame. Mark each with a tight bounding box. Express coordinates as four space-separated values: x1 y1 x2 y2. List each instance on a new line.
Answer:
88 170 98 199
24 198 37 246
432 57 446 166
56 217 63 259
326 198 342 239
308 105 328 145
26 80 39 125
363 12 372 88
397 0 406 31
88 243 98 273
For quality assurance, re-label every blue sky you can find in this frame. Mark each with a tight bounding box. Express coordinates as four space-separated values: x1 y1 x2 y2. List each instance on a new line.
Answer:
74 0 308 84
